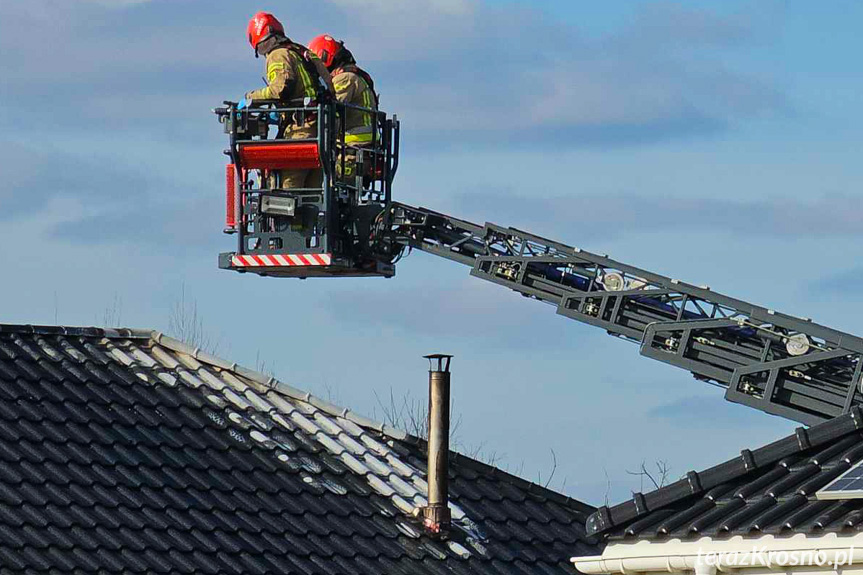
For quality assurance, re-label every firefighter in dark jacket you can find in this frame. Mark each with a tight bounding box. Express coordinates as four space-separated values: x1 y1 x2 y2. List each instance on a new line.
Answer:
241 13 334 190
308 35 379 182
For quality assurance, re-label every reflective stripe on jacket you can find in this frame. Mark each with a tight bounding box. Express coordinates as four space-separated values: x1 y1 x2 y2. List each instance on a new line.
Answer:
245 47 313 102
245 45 334 139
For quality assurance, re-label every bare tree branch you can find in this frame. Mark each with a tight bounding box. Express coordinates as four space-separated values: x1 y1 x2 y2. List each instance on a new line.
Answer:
655 459 671 488
603 467 612 507
461 441 502 467
255 350 275 378
101 292 123 328
501 460 526 478
627 459 672 492
373 388 428 439
540 449 558 488
321 381 341 405
168 283 222 354
372 387 501 466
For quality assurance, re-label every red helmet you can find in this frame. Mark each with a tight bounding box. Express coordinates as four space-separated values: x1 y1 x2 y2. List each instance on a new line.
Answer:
308 34 342 69
247 12 284 50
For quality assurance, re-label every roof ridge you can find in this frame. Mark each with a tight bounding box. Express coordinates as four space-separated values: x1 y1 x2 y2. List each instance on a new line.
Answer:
151 331 411 441
0 324 597 511
150 330 594 511
0 324 602 568
587 408 863 537
0 324 152 339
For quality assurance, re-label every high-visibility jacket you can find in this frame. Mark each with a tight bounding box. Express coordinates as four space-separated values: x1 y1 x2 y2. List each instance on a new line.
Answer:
246 44 334 140
332 65 378 145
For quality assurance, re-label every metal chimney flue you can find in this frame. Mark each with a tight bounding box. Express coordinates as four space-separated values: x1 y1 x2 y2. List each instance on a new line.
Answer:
422 354 453 534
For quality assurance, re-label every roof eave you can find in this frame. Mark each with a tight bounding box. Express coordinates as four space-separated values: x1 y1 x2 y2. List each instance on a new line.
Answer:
587 409 863 537
573 532 863 574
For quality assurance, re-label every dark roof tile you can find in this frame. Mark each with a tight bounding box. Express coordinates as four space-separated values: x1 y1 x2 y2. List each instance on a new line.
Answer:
0 326 596 573
261 529 313 556
810 500 861 530
15 399 52 423
0 442 23 465
136 548 174 573
0 422 22 445
0 398 22 422
0 523 28 548
164 549 199 574
187 549 222 574
11 359 43 383
66 509 98 531
591 413 863 542
164 528 199 553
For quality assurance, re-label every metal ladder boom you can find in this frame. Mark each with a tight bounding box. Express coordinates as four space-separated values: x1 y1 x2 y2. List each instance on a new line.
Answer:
384 202 863 425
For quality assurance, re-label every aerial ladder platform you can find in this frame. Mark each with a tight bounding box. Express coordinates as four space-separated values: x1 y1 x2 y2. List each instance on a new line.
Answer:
215 101 863 427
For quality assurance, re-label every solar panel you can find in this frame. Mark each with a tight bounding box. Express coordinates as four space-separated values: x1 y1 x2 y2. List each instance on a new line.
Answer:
816 459 863 500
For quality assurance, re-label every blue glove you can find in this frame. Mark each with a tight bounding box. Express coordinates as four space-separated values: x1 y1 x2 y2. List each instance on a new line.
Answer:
268 112 280 123
237 97 250 110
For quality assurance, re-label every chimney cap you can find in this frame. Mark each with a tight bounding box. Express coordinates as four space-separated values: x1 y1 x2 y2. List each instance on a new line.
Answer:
423 354 453 372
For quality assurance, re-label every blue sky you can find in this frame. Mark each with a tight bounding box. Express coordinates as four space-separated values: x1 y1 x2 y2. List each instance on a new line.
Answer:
2 0 862 505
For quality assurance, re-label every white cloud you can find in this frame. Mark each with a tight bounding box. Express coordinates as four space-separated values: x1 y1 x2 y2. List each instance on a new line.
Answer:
78 0 154 6
456 192 863 240
326 0 473 16
0 0 784 149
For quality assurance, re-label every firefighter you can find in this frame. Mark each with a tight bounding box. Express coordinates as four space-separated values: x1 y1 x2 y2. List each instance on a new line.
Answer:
308 35 379 184
241 13 334 190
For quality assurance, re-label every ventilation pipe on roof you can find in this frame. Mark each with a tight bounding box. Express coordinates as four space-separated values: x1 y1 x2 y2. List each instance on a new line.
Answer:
422 354 453 535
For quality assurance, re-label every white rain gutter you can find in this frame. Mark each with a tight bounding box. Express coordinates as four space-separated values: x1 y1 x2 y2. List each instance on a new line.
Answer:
572 532 863 575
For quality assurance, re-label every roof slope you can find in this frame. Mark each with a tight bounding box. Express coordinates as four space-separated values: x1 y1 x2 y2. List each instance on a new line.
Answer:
587 409 863 542
0 324 597 574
